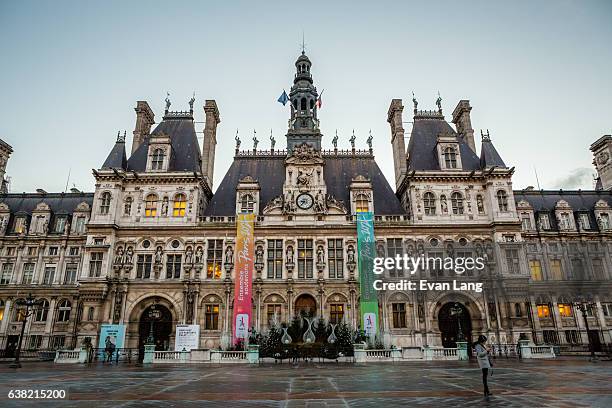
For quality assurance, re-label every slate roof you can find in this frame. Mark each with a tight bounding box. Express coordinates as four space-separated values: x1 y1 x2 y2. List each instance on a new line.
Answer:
513 189 612 231
204 155 405 216
480 138 507 168
406 118 481 171
101 140 128 170
0 192 94 215
124 116 201 172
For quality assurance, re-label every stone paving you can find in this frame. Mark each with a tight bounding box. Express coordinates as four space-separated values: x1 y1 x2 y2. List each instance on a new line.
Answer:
1 358 611 407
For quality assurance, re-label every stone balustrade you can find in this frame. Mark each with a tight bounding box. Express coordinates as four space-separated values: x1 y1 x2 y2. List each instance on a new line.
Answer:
54 350 80 363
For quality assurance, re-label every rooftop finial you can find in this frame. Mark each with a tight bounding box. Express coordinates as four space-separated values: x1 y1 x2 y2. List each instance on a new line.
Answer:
234 129 241 152
117 130 126 143
252 129 258 150
165 92 171 112
481 129 491 142
301 30 306 55
270 129 275 150
350 129 356 149
189 92 195 112
367 130 373 151
332 130 338 150
412 91 418 114
436 91 442 114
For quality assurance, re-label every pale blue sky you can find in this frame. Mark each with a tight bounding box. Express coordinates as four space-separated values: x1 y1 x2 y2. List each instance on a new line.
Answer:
0 0 610 193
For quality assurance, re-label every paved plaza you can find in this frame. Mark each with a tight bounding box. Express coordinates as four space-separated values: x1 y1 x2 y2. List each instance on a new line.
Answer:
1 359 611 407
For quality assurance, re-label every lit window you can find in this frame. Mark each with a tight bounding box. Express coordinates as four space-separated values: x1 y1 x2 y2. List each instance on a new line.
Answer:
0 300 4 321
558 303 573 317
173 194 186 217
57 299 71 322
204 304 219 330
537 304 550 318
529 260 542 281
266 240 283 279
99 192 111 215
497 190 508 212
330 304 344 324
151 148 165 170
451 192 464 215
13 301 26 322
423 192 436 215
355 194 369 213
443 147 457 169
206 240 223 279
13 217 26 234
240 194 255 214
145 194 158 217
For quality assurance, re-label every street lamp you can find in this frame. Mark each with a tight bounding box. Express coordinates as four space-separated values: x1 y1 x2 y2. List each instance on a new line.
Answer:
10 293 43 368
146 305 161 346
573 299 597 361
450 302 465 342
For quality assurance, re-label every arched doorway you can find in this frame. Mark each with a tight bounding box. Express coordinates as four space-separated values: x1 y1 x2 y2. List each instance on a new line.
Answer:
295 294 317 317
438 302 472 348
138 304 173 360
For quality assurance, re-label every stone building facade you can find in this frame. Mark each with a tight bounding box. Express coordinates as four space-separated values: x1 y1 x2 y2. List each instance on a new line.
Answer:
0 52 611 355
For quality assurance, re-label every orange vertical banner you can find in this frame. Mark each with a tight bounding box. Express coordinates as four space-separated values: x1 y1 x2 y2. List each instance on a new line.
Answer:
233 213 255 344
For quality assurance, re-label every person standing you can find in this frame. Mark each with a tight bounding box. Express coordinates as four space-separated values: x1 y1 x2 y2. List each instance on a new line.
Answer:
474 335 492 397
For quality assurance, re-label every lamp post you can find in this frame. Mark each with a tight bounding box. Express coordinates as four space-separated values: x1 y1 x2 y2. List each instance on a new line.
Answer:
573 300 597 361
450 302 465 342
146 305 161 346
10 293 42 368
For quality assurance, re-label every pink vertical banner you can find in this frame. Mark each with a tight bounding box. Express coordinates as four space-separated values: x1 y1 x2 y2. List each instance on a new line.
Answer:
233 213 255 344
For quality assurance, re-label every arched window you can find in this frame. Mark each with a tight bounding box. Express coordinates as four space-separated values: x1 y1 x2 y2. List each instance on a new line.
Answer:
497 190 508 212
145 194 158 217
173 194 186 217
451 192 464 215
355 194 369 213
240 194 255 214
57 299 71 322
13 299 26 322
99 192 111 215
123 197 133 216
0 299 4 322
34 299 49 322
443 147 457 169
423 192 436 215
152 148 165 170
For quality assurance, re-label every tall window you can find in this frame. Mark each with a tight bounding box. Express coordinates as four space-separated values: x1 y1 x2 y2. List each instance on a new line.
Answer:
136 254 152 279
124 197 133 216
204 304 219 330
151 148 165 170
74 216 86 234
89 253 103 277
537 304 550 318
592 258 604 280
387 239 404 277
43 266 55 285
497 190 508 212
297 239 314 279
64 263 78 284
327 239 344 279
99 192 111 215
550 259 563 280
145 194 158 217
355 194 369 213
240 194 255 214
0 300 4 321
266 240 283 279
14 301 26 322
392 303 407 328
57 299 71 322
22 263 35 284
521 213 532 230
539 213 551 230
559 212 572 230
443 147 457 169
34 299 49 322
423 192 436 215
172 194 187 217
267 304 282 326
1 263 13 284
505 248 520 274
578 213 590 230
476 195 485 214
514 303 523 317
599 213 610 230
166 254 182 279
571 258 585 279
54 217 67 233
206 240 223 279
451 192 464 215
558 303 573 317
529 260 542 281
329 304 344 324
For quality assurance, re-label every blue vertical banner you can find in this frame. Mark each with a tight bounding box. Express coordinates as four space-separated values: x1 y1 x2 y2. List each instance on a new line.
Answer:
98 324 126 359
356 211 379 337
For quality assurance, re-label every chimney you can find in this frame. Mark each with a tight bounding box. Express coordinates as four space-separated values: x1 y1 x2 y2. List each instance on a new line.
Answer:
132 101 155 155
591 135 612 191
452 100 476 153
202 100 220 189
387 99 407 189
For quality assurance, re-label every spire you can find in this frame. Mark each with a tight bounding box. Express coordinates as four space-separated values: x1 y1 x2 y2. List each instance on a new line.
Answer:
479 130 507 169
102 130 128 170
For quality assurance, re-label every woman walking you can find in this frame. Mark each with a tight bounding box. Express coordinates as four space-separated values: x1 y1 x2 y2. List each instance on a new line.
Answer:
474 335 492 397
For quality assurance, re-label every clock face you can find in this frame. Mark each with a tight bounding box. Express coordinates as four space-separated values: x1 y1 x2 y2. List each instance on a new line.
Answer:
296 193 314 210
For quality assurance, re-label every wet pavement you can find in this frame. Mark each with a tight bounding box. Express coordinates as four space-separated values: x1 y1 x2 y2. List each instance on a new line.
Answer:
1 358 611 407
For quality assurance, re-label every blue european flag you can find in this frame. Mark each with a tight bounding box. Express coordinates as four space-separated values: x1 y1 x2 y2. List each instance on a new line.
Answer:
277 90 289 106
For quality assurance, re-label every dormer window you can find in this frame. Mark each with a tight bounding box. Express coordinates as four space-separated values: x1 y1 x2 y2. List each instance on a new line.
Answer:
578 213 590 230
13 216 26 234
99 192 111 215
151 148 165 170
497 190 508 212
539 213 550 230
423 192 436 215
451 192 464 215
54 216 67 233
444 147 457 169
240 194 255 214
145 194 158 217
599 213 610 230
355 194 369 213
559 212 571 230
173 194 186 217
